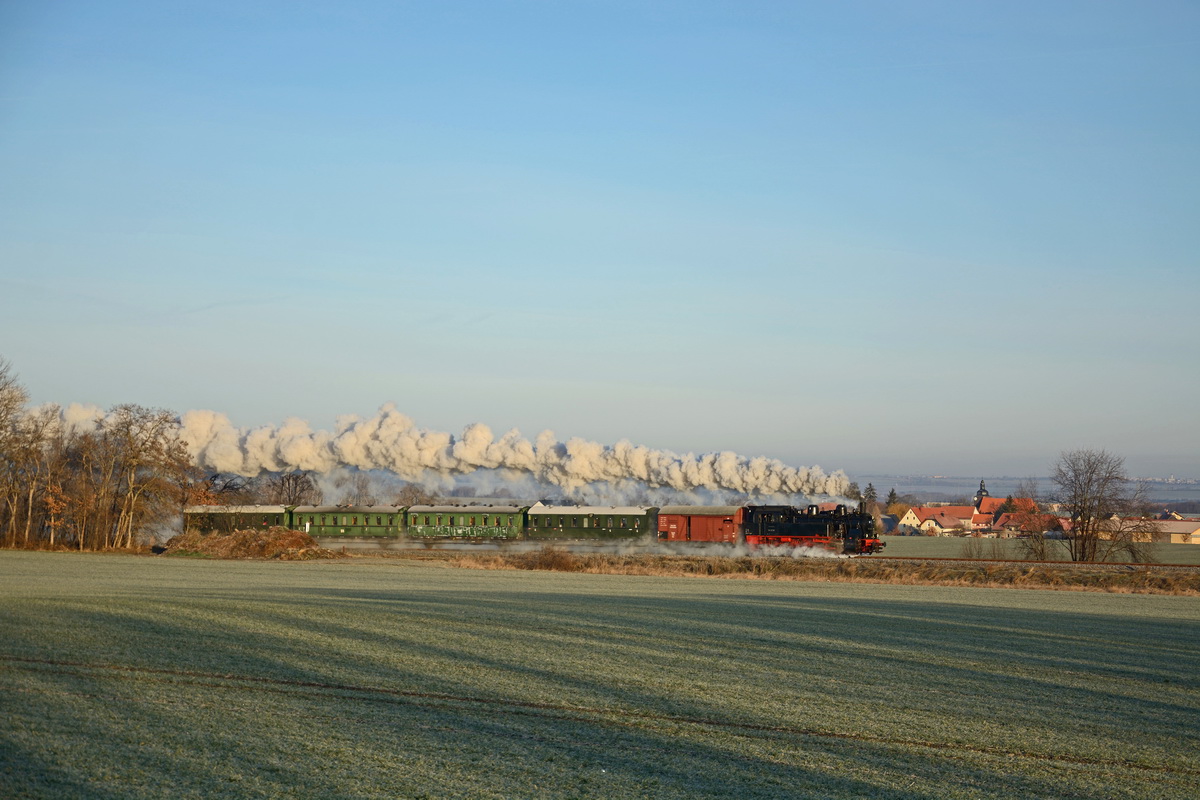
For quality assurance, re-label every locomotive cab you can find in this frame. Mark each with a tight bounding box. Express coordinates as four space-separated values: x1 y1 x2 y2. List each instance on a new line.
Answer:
842 509 885 555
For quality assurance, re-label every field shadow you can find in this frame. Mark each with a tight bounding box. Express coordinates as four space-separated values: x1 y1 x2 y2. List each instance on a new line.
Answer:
2 564 1198 798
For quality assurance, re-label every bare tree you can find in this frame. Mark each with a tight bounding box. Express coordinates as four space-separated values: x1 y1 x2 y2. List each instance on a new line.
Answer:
1052 449 1157 562
186 473 255 506
1012 477 1054 559
393 483 439 506
9 405 61 547
0 358 30 545
102 405 191 549
336 470 376 506
0 357 27 429
257 471 323 505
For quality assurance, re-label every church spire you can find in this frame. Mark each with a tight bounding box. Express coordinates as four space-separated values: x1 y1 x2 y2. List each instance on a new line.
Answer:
973 479 989 510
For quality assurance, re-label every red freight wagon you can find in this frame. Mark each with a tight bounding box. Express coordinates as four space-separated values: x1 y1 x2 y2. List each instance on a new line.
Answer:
657 506 745 543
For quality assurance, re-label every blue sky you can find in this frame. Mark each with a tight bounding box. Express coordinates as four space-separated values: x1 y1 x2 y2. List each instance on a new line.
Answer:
1 1 1197 479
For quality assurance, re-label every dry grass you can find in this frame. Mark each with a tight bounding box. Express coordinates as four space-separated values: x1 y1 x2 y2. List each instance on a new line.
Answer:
162 527 347 560
439 547 1200 595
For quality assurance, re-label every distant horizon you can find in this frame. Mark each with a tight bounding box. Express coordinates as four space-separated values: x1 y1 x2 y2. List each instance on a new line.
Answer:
11 386 1198 491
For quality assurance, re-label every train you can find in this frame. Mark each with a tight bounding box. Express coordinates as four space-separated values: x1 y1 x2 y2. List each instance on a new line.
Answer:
183 501 885 555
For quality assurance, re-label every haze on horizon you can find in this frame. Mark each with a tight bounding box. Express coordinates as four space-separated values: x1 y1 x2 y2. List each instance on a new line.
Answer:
1 1 1197 480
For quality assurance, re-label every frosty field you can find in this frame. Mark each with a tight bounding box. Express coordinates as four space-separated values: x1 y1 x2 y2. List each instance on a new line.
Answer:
2 551 1198 799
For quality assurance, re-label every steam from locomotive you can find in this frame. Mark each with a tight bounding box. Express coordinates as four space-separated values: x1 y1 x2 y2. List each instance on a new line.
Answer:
174 403 850 498
48 402 850 499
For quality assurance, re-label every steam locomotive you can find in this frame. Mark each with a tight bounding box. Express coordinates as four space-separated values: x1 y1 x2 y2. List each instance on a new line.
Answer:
184 501 885 555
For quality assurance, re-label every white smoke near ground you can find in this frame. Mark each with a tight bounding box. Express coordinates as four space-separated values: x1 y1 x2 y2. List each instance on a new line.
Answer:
575 537 850 560
356 536 850 559
177 404 850 501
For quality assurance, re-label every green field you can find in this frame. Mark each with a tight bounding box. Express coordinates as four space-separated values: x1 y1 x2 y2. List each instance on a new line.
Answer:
878 534 1200 564
2 551 1198 799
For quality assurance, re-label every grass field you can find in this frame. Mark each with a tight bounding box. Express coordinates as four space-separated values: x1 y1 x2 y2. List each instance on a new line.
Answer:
2 551 1198 799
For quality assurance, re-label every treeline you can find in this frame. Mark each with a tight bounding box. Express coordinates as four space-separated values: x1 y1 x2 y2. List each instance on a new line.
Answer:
0 357 444 550
0 359 189 549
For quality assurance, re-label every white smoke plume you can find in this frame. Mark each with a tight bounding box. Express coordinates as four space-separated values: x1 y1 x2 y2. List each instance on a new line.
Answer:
177 404 850 499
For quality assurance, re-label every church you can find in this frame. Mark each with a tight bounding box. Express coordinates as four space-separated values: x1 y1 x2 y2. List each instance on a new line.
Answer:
897 481 1038 536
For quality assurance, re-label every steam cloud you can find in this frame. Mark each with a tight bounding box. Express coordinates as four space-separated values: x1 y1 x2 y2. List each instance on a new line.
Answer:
171 404 850 499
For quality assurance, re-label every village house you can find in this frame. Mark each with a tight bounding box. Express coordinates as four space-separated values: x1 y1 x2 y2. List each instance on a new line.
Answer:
1109 517 1200 544
1158 511 1200 543
897 480 1044 536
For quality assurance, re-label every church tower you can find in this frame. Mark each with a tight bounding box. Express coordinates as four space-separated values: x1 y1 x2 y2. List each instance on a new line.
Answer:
972 479 989 511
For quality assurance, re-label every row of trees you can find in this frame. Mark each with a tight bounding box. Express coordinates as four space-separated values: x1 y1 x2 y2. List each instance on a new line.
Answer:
189 469 440 509
1 360 191 549
1 358 444 550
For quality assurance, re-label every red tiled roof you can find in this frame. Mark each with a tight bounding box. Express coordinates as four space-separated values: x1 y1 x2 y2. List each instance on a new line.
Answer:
932 513 965 529
936 505 976 520
994 512 1068 533
908 506 974 523
978 497 1038 514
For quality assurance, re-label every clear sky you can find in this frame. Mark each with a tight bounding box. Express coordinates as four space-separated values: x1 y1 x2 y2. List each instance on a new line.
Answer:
1 1 1197 480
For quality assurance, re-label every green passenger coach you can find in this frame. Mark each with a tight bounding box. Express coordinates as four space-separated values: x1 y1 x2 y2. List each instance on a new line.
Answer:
526 506 658 540
184 505 291 533
292 505 404 537
405 505 528 539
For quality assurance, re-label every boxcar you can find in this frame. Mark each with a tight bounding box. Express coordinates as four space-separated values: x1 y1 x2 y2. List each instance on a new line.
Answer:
656 506 744 543
405 505 527 539
293 505 405 537
526 506 658 540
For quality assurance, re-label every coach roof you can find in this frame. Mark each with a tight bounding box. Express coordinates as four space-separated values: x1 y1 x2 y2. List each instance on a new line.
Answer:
529 506 656 515
406 505 526 514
